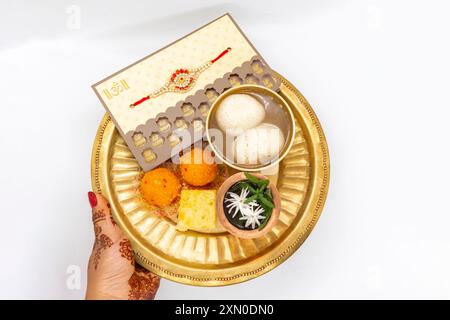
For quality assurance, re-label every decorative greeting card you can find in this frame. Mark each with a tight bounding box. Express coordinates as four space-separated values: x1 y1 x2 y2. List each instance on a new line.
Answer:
92 13 280 171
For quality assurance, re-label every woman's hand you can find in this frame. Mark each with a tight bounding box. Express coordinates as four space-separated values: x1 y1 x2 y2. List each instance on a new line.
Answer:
86 192 160 300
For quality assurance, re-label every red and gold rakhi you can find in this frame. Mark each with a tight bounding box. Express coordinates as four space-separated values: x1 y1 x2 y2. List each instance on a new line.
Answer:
130 47 232 108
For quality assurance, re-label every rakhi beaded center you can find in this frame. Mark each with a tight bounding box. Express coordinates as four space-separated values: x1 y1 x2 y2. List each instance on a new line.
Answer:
130 48 232 108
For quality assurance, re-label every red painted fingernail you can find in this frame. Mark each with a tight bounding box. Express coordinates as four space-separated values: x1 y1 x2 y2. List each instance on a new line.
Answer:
88 192 97 208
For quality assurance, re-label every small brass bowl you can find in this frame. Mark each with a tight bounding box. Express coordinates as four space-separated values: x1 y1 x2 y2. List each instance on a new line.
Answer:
206 85 296 172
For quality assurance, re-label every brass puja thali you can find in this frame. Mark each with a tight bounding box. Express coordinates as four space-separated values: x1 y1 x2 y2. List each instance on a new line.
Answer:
91 73 329 286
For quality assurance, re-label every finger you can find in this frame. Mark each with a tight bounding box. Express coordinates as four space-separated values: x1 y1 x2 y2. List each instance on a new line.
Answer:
88 192 122 243
128 265 160 300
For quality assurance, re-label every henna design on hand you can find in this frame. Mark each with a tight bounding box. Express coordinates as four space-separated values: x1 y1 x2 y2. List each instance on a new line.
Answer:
119 239 134 266
92 208 106 224
91 207 114 269
94 225 101 238
106 203 117 226
92 225 113 270
87 193 160 300
128 265 160 300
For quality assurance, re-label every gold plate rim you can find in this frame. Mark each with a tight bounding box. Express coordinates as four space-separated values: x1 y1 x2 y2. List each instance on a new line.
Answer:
91 73 330 286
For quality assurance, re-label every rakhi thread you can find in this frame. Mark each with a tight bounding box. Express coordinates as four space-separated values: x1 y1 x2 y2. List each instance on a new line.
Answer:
130 48 232 108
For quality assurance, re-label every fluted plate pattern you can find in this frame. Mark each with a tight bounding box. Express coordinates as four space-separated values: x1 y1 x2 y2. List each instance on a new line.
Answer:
91 73 329 286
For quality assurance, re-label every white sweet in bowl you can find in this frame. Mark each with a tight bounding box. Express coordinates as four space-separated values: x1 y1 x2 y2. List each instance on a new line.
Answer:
233 123 285 165
215 93 265 136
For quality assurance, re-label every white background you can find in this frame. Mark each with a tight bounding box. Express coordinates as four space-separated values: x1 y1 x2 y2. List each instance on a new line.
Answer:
1 0 449 299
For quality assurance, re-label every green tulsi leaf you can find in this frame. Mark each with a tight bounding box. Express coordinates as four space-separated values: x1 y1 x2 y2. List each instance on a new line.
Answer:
244 194 258 204
257 180 269 193
265 188 273 201
258 193 275 208
244 172 263 186
244 183 257 194
258 207 273 230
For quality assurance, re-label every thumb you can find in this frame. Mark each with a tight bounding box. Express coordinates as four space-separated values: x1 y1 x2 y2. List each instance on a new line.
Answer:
88 192 122 243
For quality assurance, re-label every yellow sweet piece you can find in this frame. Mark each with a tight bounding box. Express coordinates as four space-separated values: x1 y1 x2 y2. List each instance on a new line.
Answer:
177 190 217 232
